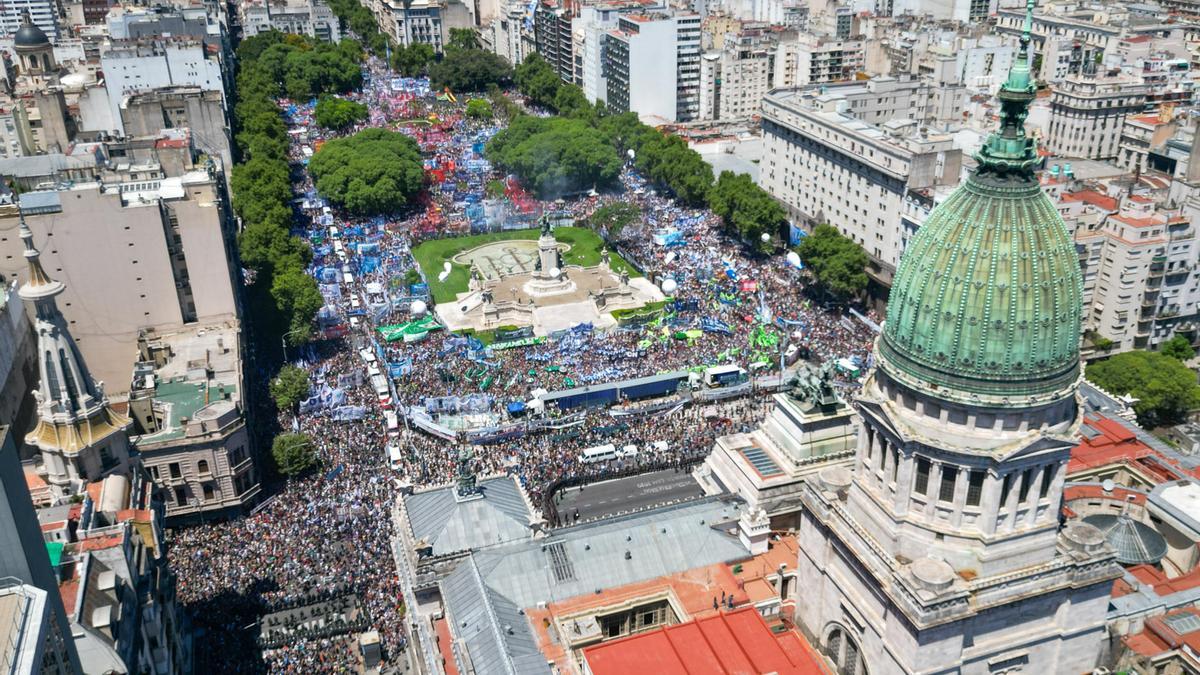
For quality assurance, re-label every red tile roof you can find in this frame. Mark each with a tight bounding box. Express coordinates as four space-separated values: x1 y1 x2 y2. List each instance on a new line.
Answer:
583 608 826 675
1069 415 1187 484
1060 190 1118 212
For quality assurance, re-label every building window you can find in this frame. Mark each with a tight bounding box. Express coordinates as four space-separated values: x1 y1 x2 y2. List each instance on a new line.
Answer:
966 470 984 507
149 465 159 480
169 463 182 479
939 466 957 503
1018 468 1034 502
202 483 215 501
174 487 187 505
890 447 899 483
1039 464 1055 499
914 457 931 495
197 459 210 475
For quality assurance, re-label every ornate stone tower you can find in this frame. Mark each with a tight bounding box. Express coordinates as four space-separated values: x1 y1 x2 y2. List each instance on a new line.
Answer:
795 2 1121 672
18 210 131 499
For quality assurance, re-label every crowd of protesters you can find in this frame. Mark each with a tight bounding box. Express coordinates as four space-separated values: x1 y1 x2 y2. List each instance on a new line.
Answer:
168 54 879 674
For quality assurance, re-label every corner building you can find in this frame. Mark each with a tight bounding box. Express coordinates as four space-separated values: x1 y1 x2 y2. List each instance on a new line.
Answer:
795 3 1122 673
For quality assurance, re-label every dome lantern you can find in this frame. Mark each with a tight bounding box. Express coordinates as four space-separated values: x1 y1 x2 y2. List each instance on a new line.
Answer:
878 0 1083 409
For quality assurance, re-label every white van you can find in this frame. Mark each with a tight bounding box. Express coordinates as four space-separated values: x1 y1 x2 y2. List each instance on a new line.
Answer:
619 444 639 459
359 348 376 364
384 411 400 437
650 441 669 453
579 444 617 464
387 443 403 471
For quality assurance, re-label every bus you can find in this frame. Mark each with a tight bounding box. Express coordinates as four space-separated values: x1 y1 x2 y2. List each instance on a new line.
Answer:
579 444 618 464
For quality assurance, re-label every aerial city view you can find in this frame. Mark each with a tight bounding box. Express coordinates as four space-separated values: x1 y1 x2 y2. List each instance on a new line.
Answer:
2 0 1200 671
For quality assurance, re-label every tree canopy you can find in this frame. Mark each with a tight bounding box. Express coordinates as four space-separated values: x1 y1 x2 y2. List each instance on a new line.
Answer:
1086 350 1200 428
272 433 318 477
428 47 512 93
271 265 324 345
587 202 640 239
515 54 562 109
486 115 621 198
391 42 435 77
708 171 785 253
239 33 363 101
326 0 390 54
465 98 494 119
314 96 368 130
447 28 479 50
1161 335 1196 361
269 365 311 413
633 133 713 206
795 225 869 300
308 128 425 215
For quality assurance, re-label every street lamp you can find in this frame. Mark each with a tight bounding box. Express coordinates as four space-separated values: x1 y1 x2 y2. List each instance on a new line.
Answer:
281 326 309 362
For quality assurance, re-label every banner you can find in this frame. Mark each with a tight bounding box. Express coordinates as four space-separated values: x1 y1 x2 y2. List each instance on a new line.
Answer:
329 406 366 421
492 336 545 351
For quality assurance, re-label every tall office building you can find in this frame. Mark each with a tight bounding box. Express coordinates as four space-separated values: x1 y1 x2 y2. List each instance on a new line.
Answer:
794 4 1121 672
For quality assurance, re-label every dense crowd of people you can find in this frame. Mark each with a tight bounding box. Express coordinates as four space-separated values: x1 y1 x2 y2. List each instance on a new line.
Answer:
169 54 879 674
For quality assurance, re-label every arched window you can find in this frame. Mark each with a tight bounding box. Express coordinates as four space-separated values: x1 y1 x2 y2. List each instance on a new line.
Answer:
197 460 210 475
41 53 50 72
824 625 867 675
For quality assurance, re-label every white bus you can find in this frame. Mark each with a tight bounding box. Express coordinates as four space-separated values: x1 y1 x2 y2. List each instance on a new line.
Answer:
579 444 617 464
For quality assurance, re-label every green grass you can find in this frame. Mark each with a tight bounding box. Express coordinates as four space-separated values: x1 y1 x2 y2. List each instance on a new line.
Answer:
412 227 641 304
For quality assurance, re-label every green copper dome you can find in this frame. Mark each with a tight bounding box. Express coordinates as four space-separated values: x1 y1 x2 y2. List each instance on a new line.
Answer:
879 0 1083 408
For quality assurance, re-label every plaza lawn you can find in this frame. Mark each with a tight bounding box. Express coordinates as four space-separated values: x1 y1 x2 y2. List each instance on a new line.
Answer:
412 227 641 304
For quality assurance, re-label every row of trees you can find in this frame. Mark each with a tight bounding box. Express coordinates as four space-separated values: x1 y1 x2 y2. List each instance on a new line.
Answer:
231 32 327 347
237 32 363 102
309 128 425 215
509 59 791 256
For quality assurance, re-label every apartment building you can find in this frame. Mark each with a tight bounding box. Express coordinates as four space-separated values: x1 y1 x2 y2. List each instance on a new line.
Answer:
534 1 576 83
1117 112 1179 175
128 322 260 522
1060 187 1200 352
239 0 341 41
1046 74 1149 160
698 30 772 121
773 33 863 88
759 87 962 281
0 428 80 673
0 0 60 42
